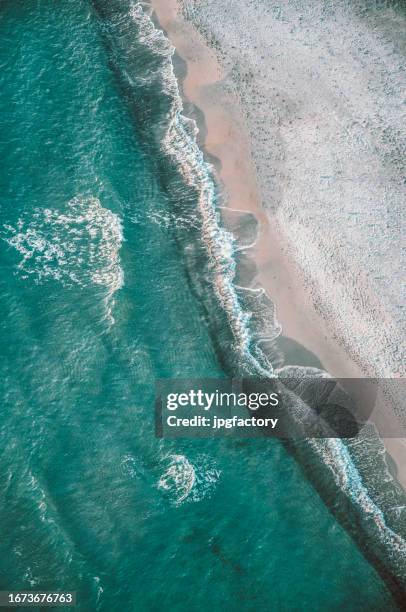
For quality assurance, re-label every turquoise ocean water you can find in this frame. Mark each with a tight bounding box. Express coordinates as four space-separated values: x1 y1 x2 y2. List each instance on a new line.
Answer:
0 1 403 609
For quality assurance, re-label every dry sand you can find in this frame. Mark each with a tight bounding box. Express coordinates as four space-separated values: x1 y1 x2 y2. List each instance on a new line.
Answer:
150 0 406 486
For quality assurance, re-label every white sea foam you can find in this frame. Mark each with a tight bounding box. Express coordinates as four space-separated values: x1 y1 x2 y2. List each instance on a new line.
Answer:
309 437 406 562
157 454 196 505
278 365 406 574
157 453 221 505
93 576 104 608
2 196 124 323
128 2 280 375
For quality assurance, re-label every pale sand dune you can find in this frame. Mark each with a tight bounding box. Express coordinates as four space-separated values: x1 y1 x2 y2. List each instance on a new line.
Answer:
150 0 406 484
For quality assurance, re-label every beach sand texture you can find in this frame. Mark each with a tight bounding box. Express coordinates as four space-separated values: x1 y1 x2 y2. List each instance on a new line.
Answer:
150 0 406 482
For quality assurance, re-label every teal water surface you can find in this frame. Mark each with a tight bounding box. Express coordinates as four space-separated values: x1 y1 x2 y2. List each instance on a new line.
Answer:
0 1 398 610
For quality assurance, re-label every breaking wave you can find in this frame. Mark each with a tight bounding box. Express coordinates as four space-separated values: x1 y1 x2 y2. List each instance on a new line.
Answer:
157 453 221 506
2 195 124 323
123 1 281 375
92 0 406 595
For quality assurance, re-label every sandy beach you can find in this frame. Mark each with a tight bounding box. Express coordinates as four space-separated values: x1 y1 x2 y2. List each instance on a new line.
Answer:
150 0 406 485
150 0 356 375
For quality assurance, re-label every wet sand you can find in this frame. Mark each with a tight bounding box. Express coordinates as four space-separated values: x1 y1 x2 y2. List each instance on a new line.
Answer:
150 0 406 487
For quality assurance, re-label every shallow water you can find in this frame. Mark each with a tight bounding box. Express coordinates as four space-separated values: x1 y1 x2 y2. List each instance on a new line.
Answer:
0 1 400 609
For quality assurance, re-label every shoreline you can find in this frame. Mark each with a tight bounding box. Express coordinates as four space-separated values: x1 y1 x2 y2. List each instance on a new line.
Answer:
149 0 406 488
149 0 360 375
